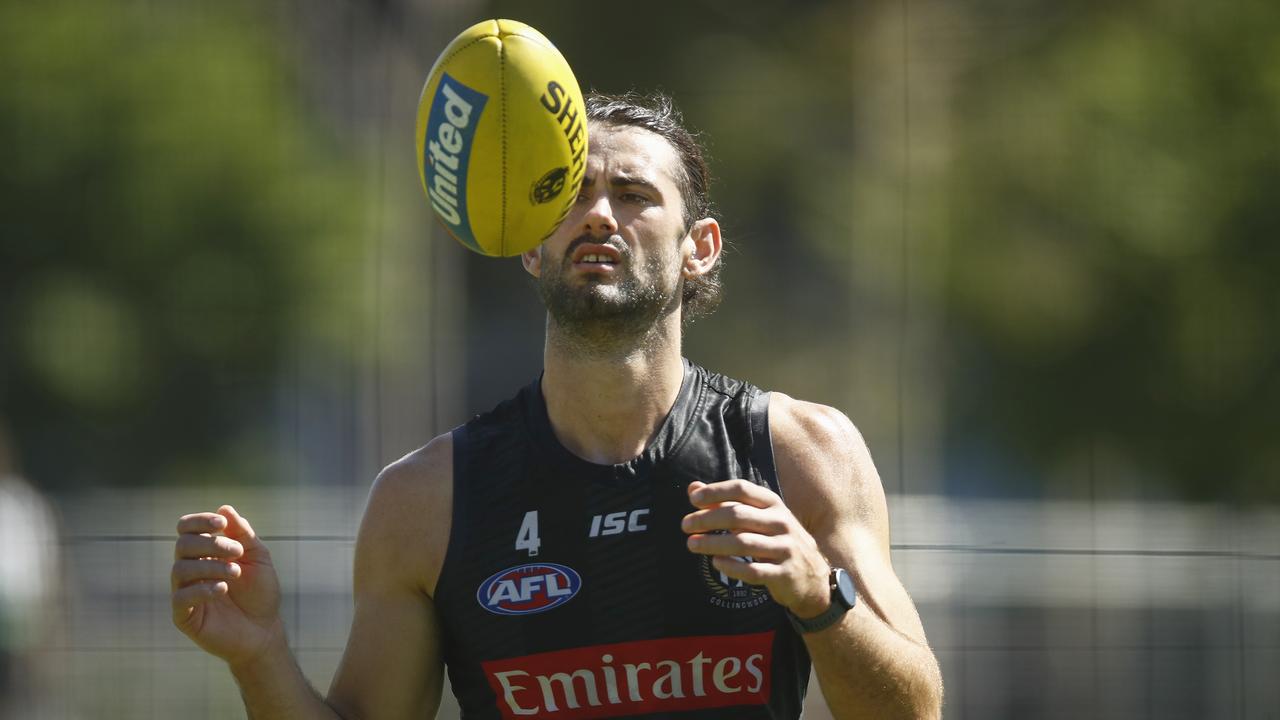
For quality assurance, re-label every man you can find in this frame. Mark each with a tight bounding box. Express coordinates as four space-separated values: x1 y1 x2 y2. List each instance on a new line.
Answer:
171 92 942 719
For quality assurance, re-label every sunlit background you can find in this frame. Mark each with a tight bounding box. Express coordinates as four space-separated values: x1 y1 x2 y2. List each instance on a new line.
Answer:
2 0 1278 718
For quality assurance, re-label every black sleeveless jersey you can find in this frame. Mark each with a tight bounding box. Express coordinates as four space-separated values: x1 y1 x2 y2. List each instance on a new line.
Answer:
435 360 812 719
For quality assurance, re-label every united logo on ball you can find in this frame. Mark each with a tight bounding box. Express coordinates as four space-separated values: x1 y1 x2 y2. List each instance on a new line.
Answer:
415 19 588 257
422 73 486 250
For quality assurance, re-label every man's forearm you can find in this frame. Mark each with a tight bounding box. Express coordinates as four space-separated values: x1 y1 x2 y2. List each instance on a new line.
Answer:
230 637 343 720
804 604 943 720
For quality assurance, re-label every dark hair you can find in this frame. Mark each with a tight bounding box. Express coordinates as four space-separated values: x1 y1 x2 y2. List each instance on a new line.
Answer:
585 91 723 322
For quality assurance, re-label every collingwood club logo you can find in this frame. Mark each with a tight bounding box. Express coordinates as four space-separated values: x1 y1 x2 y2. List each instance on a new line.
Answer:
699 541 769 610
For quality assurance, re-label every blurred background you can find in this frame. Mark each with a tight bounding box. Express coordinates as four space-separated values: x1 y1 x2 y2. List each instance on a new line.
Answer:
2 0 1277 717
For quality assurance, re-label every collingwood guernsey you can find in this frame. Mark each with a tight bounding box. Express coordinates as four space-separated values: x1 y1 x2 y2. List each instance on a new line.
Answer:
434 359 812 719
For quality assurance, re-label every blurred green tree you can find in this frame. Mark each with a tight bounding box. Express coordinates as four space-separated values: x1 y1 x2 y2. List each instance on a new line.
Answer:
508 0 1280 501
0 1 367 489
946 1 1280 500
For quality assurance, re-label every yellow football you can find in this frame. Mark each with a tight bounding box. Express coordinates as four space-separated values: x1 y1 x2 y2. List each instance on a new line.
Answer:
416 19 588 257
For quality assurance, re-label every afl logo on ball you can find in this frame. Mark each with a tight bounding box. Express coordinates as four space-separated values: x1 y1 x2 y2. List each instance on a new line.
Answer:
530 166 568 205
477 562 582 616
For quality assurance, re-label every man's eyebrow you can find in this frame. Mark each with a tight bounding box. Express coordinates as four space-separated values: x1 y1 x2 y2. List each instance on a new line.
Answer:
580 173 664 195
609 174 662 194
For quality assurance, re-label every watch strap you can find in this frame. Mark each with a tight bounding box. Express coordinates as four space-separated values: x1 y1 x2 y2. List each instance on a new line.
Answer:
785 567 856 634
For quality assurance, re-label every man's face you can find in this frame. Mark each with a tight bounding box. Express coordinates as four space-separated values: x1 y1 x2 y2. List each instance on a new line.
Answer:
527 124 690 339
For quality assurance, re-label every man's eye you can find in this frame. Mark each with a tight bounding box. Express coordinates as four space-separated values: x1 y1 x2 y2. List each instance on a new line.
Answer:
621 193 648 203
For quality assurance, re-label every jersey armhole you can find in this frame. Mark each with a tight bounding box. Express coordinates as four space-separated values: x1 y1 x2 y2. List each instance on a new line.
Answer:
748 390 784 500
433 424 468 600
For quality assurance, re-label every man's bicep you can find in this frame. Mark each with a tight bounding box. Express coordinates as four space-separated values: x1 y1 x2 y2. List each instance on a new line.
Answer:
327 589 444 720
830 517 929 646
771 395 930 646
327 437 453 719
827 429 929 647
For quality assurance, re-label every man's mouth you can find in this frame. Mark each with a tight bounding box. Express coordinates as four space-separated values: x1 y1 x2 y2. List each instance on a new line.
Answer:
570 242 623 270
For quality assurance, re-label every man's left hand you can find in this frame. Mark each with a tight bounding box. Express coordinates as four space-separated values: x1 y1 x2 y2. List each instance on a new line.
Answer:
683 479 833 620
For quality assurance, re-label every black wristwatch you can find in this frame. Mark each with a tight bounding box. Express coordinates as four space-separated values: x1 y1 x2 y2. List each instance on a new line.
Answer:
786 567 857 634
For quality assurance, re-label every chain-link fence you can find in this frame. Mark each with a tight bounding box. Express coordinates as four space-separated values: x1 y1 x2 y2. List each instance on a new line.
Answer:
8 488 1272 719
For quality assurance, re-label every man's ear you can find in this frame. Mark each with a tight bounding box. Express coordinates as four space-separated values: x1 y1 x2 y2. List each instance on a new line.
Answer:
521 246 542 277
682 218 722 278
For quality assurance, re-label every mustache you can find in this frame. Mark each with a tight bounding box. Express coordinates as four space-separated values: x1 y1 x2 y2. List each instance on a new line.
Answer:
564 234 628 262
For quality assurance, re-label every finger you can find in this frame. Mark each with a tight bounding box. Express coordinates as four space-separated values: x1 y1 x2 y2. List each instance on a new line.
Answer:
170 558 242 591
687 531 788 561
174 533 245 561
177 513 227 535
219 505 273 560
218 505 263 549
688 479 780 510
171 581 229 623
711 555 782 586
682 503 790 535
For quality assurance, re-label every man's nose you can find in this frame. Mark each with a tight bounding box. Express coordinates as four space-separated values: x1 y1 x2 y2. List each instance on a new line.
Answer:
581 194 617 237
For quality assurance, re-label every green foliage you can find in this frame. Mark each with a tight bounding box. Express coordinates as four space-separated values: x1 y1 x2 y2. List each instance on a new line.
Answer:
3 0 1273 502
491 1 1279 500
0 1 367 488
947 1 1280 499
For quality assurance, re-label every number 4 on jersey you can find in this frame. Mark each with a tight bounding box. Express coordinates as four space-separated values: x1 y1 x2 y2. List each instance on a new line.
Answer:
516 510 540 556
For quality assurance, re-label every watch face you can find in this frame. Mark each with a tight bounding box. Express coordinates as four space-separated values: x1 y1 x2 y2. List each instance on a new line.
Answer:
834 568 857 607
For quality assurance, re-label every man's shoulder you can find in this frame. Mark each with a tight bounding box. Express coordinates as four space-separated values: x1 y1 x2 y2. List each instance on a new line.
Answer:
371 432 453 513
357 433 454 594
765 392 883 528
767 393 863 454
469 379 538 423
688 359 760 398
458 381 539 449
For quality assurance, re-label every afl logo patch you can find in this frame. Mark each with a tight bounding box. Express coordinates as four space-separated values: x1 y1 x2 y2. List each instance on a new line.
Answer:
530 166 569 205
477 562 582 616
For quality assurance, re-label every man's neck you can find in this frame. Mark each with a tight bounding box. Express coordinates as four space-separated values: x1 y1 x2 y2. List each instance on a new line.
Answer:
540 314 685 465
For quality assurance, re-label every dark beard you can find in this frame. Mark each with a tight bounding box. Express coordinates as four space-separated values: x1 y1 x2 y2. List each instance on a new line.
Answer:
538 235 682 355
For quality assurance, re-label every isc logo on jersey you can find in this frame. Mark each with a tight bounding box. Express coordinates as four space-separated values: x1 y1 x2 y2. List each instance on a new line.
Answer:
478 563 582 616
423 72 487 253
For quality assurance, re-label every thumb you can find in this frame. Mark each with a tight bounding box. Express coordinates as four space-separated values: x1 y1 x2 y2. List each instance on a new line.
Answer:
218 505 265 553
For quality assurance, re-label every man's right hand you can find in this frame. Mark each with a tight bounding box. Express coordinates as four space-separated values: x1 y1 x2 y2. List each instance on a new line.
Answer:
171 505 283 667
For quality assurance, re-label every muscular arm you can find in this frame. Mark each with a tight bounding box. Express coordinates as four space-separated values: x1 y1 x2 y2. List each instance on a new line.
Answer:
325 433 453 719
769 394 942 719
220 434 454 720
683 394 941 719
